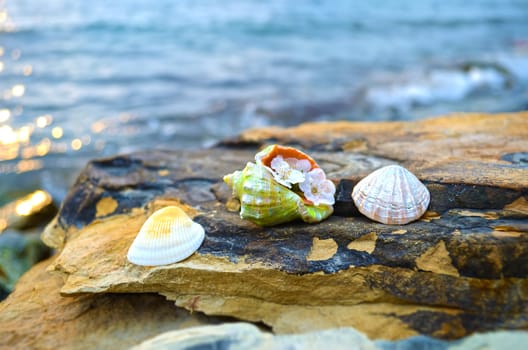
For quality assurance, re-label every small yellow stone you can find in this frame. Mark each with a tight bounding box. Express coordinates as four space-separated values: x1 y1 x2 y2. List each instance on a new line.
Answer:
420 211 441 222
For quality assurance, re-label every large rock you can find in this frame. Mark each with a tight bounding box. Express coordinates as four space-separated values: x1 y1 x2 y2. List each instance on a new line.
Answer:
42 113 528 340
0 256 232 350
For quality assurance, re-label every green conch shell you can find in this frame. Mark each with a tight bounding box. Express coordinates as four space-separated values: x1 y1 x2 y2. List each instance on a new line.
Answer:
223 162 333 226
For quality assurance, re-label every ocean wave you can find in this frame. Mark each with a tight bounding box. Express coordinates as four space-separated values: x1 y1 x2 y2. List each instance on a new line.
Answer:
359 57 528 113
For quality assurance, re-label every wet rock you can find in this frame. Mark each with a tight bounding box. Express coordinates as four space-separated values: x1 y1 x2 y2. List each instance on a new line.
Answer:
132 323 528 350
133 323 277 350
0 257 235 350
41 112 528 340
0 190 57 231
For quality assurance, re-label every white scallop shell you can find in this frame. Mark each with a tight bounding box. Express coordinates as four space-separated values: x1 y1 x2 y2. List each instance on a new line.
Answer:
352 165 430 225
127 206 205 266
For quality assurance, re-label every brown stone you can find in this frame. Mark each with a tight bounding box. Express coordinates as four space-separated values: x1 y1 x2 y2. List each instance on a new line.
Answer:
39 113 528 340
0 257 231 349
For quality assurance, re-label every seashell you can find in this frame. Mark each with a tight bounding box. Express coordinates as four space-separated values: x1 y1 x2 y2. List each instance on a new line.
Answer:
255 144 320 170
127 206 205 266
224 162 333 226
352 165 430 225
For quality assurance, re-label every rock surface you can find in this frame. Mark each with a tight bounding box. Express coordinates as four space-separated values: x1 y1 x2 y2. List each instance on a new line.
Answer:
132 323 375 350
0 256 232 350
132 323 528 350
41 112 528 340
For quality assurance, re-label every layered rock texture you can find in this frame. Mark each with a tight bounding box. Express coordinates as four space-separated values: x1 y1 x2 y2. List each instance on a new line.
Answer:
2 112 526 347
0 257 230 349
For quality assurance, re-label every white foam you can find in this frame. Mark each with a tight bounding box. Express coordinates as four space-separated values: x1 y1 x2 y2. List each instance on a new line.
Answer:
364 64 510 112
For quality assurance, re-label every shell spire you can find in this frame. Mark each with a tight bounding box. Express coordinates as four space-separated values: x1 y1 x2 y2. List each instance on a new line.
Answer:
127 206 205 266
224 145 335 226
352 165 430 225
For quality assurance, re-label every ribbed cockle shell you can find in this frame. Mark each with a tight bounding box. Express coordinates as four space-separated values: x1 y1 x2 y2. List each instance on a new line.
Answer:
127 206 205 266
352 165 430 225
224 162 333 226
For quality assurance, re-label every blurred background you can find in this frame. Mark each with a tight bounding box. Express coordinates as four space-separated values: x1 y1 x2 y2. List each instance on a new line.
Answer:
0 0 527 295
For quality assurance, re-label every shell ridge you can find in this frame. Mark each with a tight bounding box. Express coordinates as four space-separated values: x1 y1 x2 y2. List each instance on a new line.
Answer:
352 165 430 225
399 167 415 219
127 206 205 266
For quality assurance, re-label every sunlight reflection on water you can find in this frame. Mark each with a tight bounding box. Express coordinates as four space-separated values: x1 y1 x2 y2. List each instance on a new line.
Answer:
0 0 527 202
0 2 114 188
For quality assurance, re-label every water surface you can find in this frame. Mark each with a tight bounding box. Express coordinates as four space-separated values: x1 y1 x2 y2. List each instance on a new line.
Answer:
1 0 527 201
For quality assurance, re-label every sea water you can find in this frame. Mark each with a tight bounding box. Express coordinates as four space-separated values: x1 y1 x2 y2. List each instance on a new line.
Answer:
1 0 527 201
